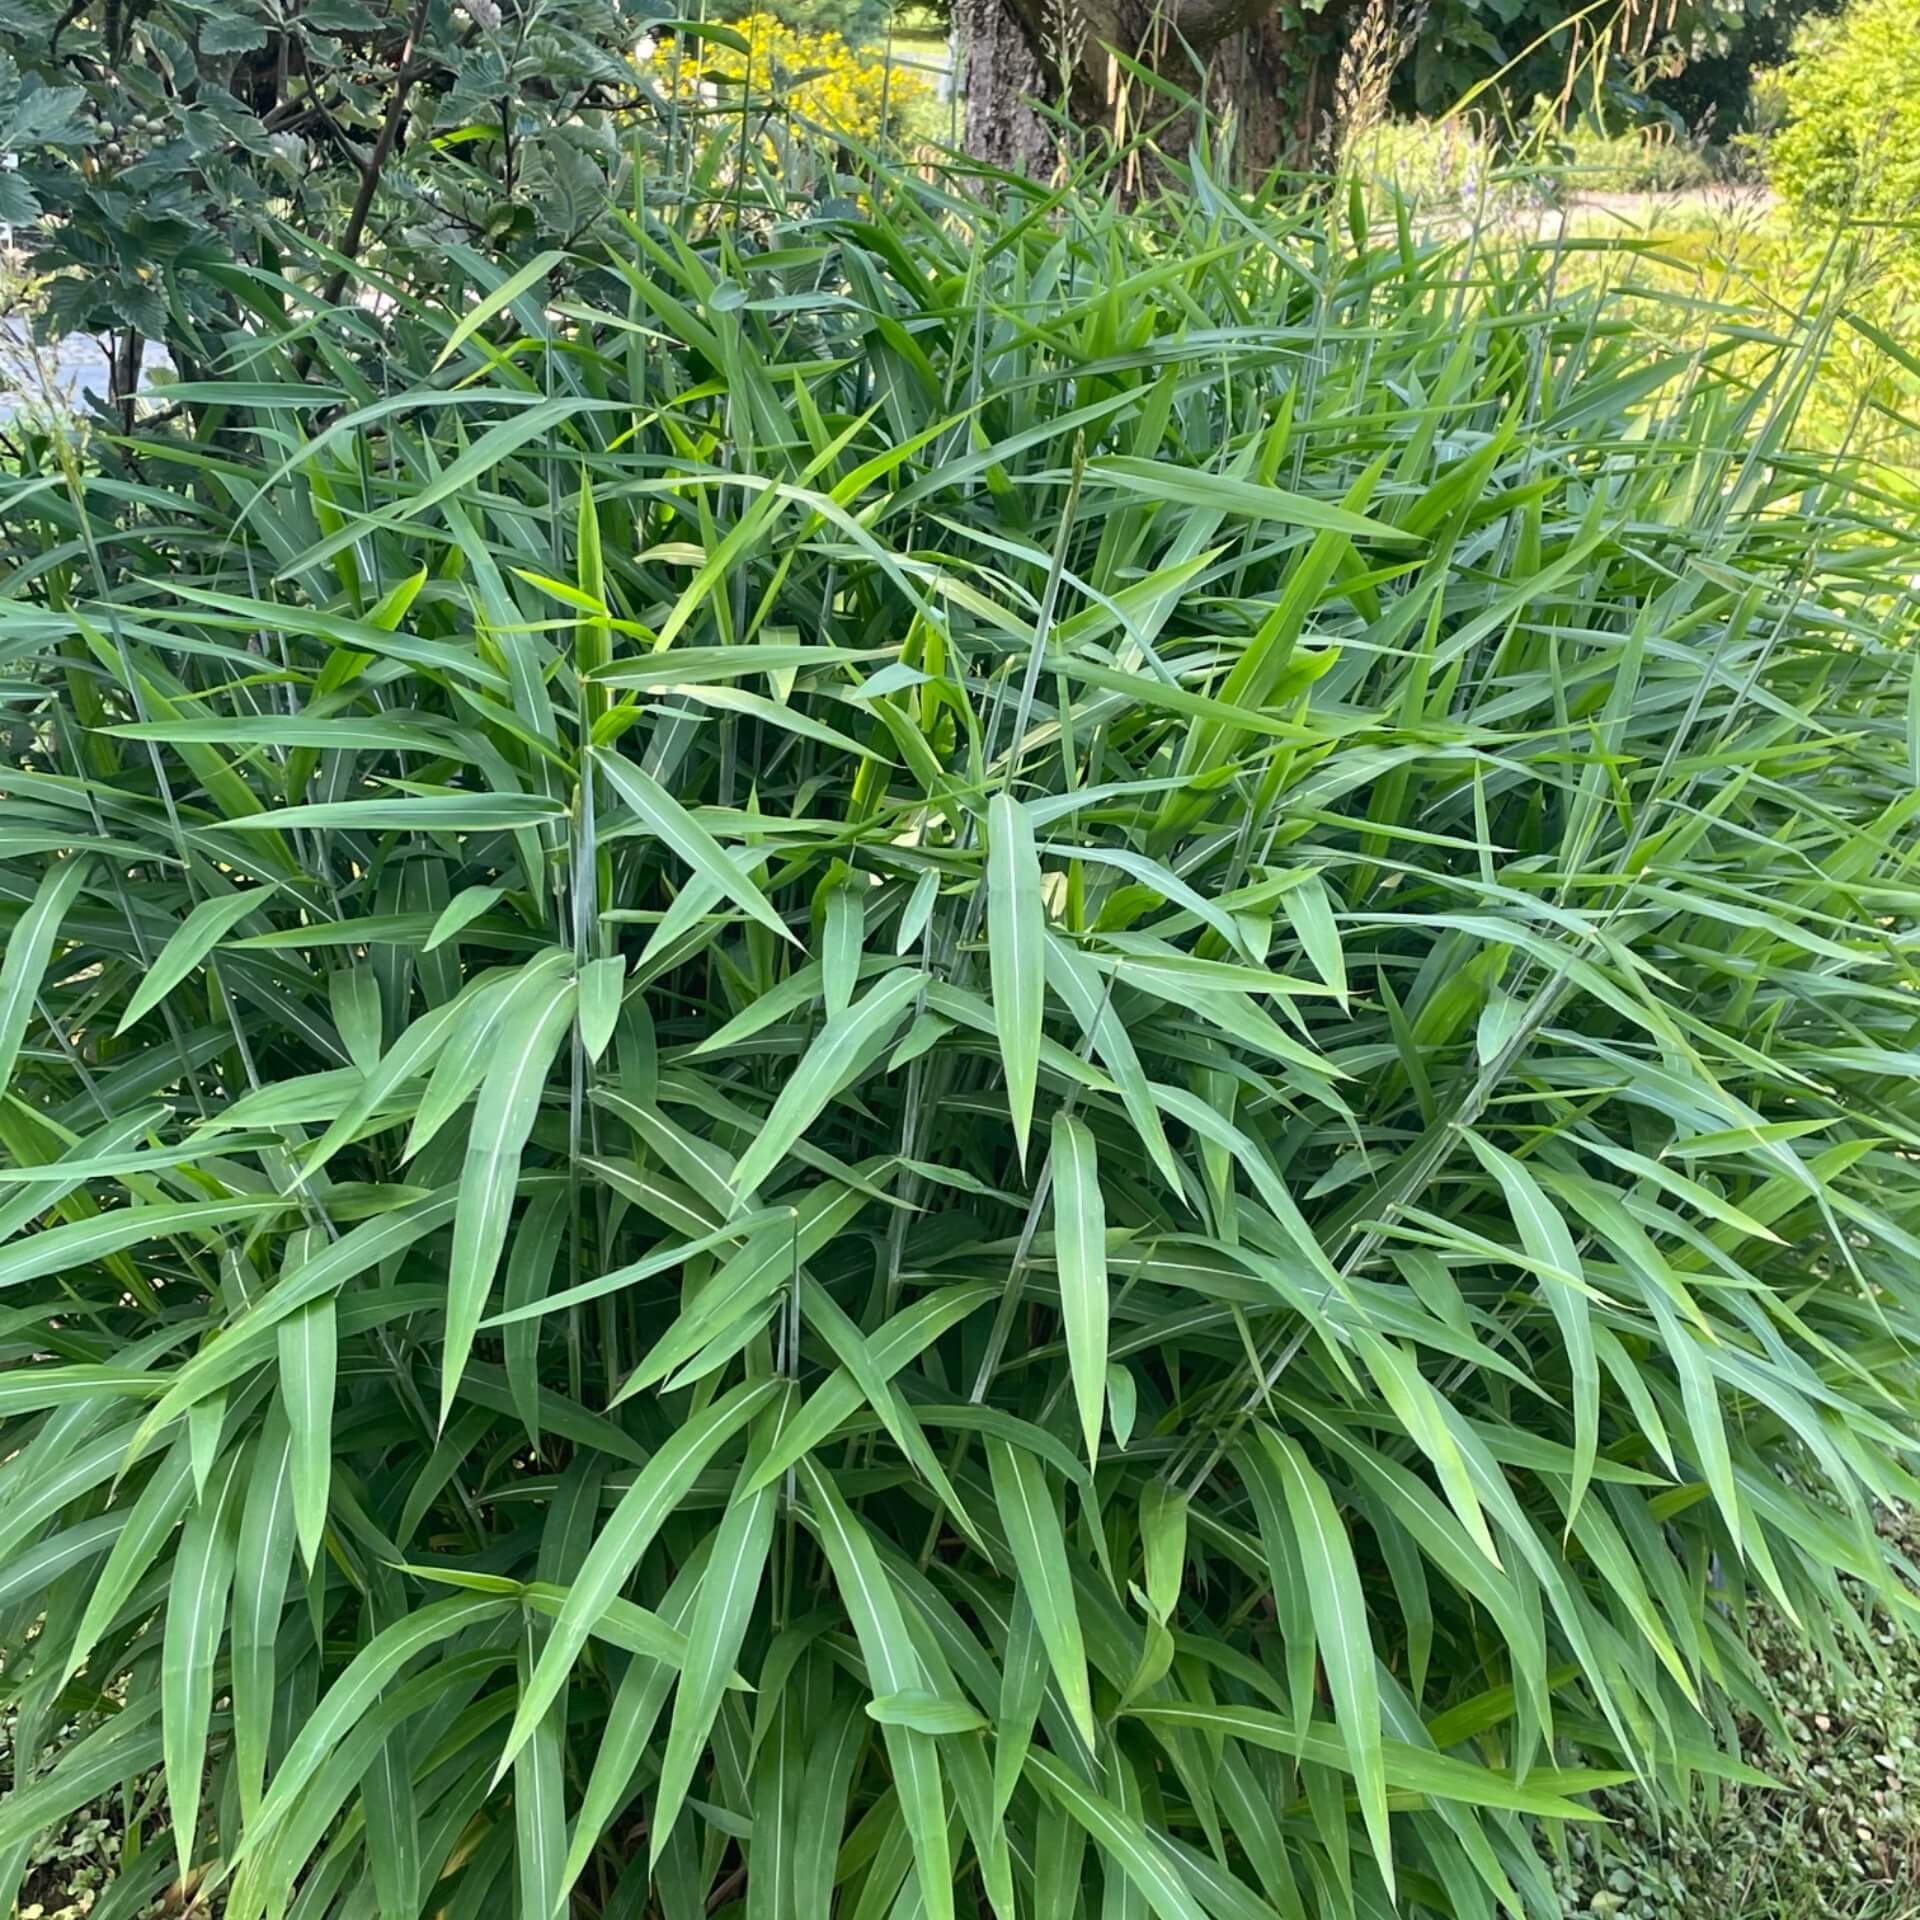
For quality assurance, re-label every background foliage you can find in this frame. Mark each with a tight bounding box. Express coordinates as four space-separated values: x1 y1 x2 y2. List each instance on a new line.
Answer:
1 0 1915 395
1641 0 1837 138
1763 0 1920 226
0 0 653 371
1395 0 1817 128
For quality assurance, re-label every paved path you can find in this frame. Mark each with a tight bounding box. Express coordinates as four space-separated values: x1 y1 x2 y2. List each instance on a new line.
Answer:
887 31 954 99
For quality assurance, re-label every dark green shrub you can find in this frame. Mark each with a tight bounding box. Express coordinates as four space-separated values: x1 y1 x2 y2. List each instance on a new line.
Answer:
1647 0 1840 139
0 0 668 383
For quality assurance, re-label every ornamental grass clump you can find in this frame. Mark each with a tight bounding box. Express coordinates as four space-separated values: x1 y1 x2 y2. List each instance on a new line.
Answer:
1 142 1919 1920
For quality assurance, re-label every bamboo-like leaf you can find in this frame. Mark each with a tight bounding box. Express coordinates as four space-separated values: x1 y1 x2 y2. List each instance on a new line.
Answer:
1354 1329 1500 1569
232 1415 295 1820
435 249 569 367
116 886 270 1035
1279 872 1346 1005
498 1185 567 1448
792 1701 867 1916
1125 1704 1623 1817
426 884 508 951
1051 1110 1110 1467
822 877 864 1016
497 1378 781 1778
163 1446 245 1875
1466 1131 1599 1523
1139 1483 1187 1623
898 868 939 954
729 972 922 1199
513 1612 567 1920
987 793 1046 1163
577 955 626 1063
280 1294 338 1568
366 1706 420 1920
867 1690 990 1734
407 960 568 1159
553 1545 711 1906
0 1197 289 1293
1093 456 1411 541
442 971 577 1422
1025 1750 1209 1920
224 794 568 832
330 962 383 1071
986 1435 1097 1750
61 1433 198 1683
0 856 90 1097
594 750 795 946
740 1283 997 1496
799 1456 953 1920
649 1402 787 1860
483 1208 787 1329
237 1595 515 1864
1257 1427 1393 1891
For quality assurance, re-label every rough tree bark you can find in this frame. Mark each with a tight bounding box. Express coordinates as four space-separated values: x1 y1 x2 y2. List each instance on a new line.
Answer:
955 0 1321 184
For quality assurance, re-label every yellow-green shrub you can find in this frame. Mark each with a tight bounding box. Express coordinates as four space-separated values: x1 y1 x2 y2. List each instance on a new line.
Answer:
1767 0 1920 225
646 11 934 146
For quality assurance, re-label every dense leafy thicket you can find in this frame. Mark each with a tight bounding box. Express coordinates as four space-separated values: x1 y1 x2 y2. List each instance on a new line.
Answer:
1646 0 1840 135
1766 0 1920 226
1403 0 1810 121
2 144 1920 1920
0 0 669 369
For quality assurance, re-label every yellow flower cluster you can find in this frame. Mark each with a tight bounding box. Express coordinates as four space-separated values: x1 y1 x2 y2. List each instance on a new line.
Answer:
647 11 933 144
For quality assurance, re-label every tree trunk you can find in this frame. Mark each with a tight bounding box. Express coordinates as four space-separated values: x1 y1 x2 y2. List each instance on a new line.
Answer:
954 0 1059 178
955 0 1319 184
1206 12 1318 179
